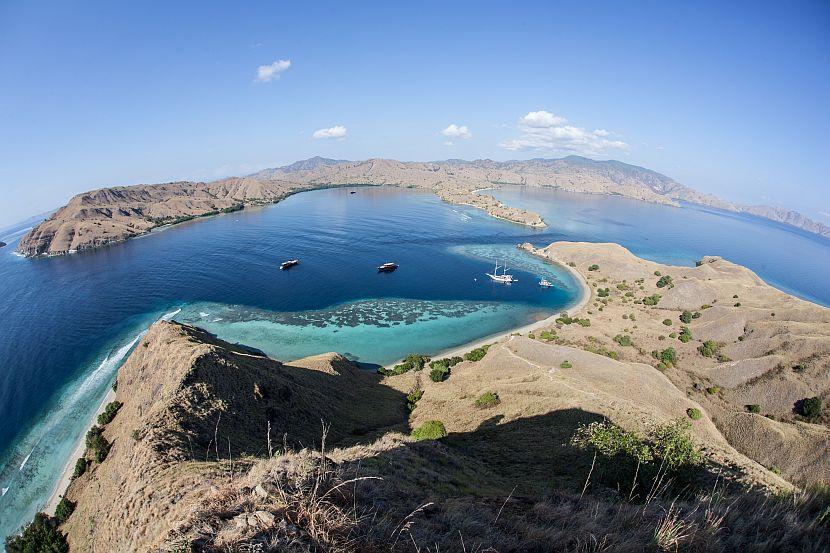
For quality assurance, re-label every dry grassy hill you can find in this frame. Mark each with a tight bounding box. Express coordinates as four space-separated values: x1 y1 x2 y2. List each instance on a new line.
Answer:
17 242 830 552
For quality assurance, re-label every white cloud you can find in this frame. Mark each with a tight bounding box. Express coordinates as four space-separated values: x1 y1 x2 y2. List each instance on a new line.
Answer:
441 124 471 139
520 110 568 128
255 59 291 82
443 141 455 146
500 110 628 154
312 125 348 140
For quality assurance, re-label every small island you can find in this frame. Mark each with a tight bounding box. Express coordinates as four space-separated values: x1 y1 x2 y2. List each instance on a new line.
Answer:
0 241 6 248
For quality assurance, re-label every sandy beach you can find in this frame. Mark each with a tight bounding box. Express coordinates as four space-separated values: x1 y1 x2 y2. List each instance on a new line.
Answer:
382 252 591 369
44 388 116 514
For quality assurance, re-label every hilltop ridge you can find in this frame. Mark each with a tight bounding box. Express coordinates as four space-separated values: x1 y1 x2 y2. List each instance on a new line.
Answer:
16 156 829 257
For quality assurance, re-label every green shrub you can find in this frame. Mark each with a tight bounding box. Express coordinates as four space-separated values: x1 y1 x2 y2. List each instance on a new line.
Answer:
799 397 822 420
97 401 123 425
429 366 449 382
617 283 629 290
692 311 702 319
678 326 692 343
475 391 500 408
406 389 423 411
577 318 591 327
560 360 573 368
706 386 720 395
85 426 111 463
746 404 761 414
597 287 610 298
642 294 662 306
411 420 447 441
429 356 463 370
662 319 672 326
698 340 718 357
54 498 75 523
72 457 87 479
614 334 633 347
733 294 739 298
680 311 692 324
656 275 673 288
570 419 702 495
5 514 68 553
686 407 702 420
652 347 677 367
539 330 557 341
734 302 741 307
556 312 574 325
463 346 489 362
654 271 662 276
588 264 599 271
380 353 431 376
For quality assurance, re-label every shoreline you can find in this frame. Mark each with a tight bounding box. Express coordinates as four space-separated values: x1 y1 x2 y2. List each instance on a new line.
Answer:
383 251 591 367
44 388 116 514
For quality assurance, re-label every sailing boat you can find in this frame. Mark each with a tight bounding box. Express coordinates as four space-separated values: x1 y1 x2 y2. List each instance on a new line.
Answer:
486 259 516 283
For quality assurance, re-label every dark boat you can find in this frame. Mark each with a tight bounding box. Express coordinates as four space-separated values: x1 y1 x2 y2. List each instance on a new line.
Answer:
350 191 356 194
377 262 398 273
280 259 299 270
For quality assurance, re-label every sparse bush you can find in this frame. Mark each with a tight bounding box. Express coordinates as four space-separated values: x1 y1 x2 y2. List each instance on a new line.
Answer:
406 389 423 411
463 346 489 362
539 330 557 341
560 360 573 368
5 513 68 553
706 386 720 395
72 457 87 479
97 400 123 425
429 366 449 382
411 420 447 441
799 397 822 420
85 425 111 463
686 408 702 420
698 340 718 357
656 275 673 288
746 404 761 414
654 271 662 276
556 312 574 325
614 334 633 347
383 354 429 375
475 391 500 408
678 326 692 343
54 498 75 523
577 318 591 327
597 287 610 298
662 319 672 326
643 294 662 306
588 264 599 271
734 302 741 307
680 311 692 324
652 347 677 368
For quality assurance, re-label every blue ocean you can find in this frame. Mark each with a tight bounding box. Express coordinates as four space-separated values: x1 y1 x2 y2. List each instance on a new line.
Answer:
0 185 828 538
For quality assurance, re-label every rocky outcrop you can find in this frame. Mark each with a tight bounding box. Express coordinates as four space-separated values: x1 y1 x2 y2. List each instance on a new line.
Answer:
0 241 6 248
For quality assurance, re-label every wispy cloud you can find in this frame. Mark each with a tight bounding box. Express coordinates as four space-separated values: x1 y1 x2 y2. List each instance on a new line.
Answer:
443 141 455 146
312 125 347 140
255 59 291 82
441 124 471 139
500 110 628 155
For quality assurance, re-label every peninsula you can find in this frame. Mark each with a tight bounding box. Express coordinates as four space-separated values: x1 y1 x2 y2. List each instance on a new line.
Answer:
16 156 829 257
31 242 829 552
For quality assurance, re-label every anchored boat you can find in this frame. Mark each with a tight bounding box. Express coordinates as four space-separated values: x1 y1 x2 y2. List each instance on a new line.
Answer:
280 259 299 270
377 262 398 273
486 260 516 283
539 278 553 288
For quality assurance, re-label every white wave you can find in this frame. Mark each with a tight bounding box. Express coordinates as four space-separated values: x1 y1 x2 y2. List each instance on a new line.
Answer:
1 486 8 496
161 308 181 321
199 312 209 318
211 318 223 322
19 448 34 471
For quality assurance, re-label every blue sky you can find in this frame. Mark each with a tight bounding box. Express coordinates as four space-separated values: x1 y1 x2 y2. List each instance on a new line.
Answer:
0 0 828 226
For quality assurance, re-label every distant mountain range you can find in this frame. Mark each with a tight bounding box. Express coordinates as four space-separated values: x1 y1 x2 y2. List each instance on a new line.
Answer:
16 156 829 257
